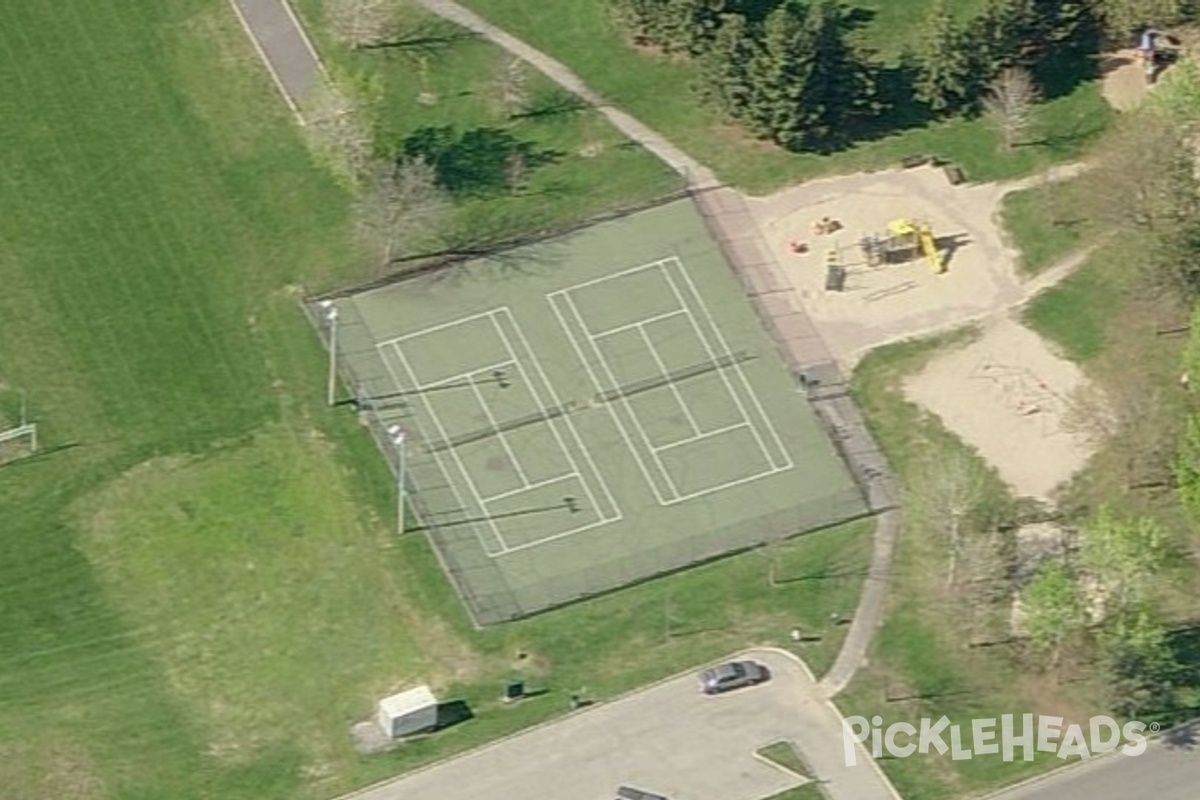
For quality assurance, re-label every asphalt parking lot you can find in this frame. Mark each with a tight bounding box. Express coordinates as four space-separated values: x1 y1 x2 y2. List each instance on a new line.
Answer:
344 649 898 800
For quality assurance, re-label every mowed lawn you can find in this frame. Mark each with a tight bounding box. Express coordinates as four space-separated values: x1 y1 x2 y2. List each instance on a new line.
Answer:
458 0 1111 193
0 3 873 799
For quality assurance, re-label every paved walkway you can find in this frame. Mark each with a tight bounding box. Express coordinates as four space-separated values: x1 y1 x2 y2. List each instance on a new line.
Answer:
413 0 718 187
228 0 324 115
342 649 900 800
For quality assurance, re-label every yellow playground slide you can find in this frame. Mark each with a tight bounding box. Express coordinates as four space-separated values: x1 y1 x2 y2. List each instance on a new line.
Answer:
917 226 945 274
887 218 944 274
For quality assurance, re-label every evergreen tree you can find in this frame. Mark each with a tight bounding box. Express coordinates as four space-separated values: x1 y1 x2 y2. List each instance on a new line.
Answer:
796 0 874 149
609 0 730 55
968 0 1037 81
699 12 758 121
912 0 973 113
745 1 816 148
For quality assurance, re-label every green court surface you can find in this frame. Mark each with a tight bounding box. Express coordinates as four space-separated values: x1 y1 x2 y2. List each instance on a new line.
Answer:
323 198 867 624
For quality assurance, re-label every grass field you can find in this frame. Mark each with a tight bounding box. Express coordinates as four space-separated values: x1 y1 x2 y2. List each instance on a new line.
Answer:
290 0 681 244
1000 182 1090 276
1023 252 1121 362
457 0 1112 193
0 2 873 797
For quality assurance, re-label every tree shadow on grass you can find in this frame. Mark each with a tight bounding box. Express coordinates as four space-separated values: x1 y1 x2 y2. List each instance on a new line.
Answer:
358 18 477 58
510 87 589 121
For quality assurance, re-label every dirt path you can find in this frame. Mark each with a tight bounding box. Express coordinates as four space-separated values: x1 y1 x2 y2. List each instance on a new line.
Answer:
1016 245 1097 303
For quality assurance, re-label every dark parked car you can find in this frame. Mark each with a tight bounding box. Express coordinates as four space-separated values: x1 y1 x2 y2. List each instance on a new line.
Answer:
699 660 770 694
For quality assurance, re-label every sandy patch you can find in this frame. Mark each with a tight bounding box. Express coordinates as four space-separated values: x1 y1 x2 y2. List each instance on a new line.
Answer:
746 165 1023 367
902 316 1099 500
1099 50 1150 111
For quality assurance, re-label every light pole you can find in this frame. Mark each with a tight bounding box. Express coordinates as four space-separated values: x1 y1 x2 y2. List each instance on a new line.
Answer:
320 301 339 407
387 424 407 535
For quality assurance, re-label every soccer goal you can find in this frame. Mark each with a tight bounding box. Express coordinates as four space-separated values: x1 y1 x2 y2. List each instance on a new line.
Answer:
0 389 38 464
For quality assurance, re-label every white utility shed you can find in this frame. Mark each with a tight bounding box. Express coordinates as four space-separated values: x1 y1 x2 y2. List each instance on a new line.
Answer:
377 685 438 739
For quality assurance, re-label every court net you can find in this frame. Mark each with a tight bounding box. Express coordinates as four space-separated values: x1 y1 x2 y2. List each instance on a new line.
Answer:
594 349 754 403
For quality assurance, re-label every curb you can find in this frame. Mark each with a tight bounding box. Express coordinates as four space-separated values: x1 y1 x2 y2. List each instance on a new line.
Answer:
335 647 786 799
759 647 906 800
969 716 1200 800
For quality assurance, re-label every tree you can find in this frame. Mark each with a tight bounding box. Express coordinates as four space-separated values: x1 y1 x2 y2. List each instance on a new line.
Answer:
353 158 450 273
401 126 550 197
325 0 401 50
982 66 1040 151
1079 507 1167 618
912 0 974 113
1022 561 1085 667
795 0 874 150
912 450 989 589
609 0 730 55
742 0 816 149
969 0 1038 78
1078 114 1200 296
699 12 758 122
701 1 870 151
490 56 530 119
298 78 377 187
1100 610 1179 717
1173 412 1200 519
1093 0 1194 37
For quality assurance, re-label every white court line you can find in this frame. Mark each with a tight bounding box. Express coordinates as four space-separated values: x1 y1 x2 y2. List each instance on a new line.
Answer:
550 256 676 294
489 310 622 544
666 259 793 472
638 323 701 437
500 310 621 525
377 308 501 350
559 291 681 502
651 422 749 453
387 341 510 553
546 292 671 506
590 308 687 340
465 370 530 485
482 473 577 504
374 344 506 556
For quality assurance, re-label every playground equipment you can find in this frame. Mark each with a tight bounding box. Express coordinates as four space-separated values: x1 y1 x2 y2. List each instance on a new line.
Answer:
860 218 945 274
1137 29 1181 85
824 248 846 292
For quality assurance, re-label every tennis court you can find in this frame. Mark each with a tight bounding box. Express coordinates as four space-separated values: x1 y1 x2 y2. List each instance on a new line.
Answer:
320 198 867 625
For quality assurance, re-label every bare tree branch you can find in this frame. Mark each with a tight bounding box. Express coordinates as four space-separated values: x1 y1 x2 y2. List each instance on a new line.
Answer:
489 56 530 119
354 158 451 275
325 0 403 50
982 67 1040 152
298 79 375 188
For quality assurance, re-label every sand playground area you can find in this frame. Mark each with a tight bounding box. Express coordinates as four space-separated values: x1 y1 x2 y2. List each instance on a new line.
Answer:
743 163 1103 500
902 316 1099 500
745 164 1027 367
